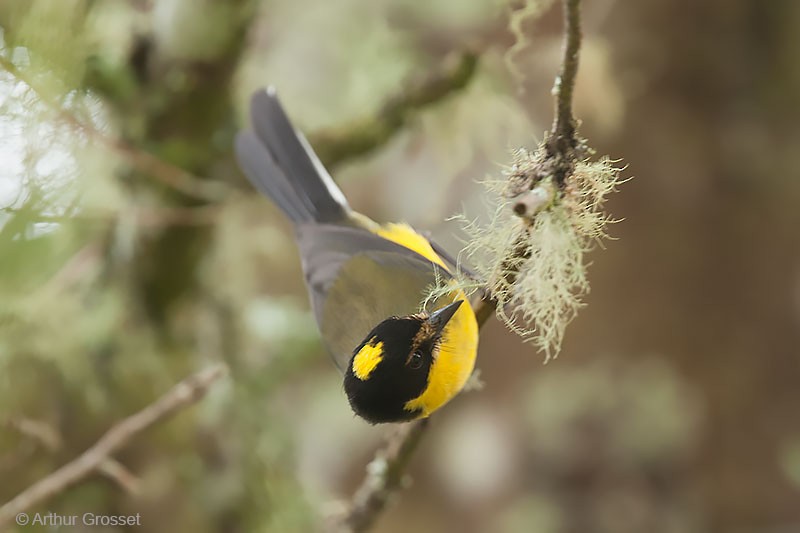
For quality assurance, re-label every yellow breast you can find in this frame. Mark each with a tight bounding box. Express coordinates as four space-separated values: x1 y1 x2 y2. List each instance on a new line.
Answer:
404 296 478 417
374 222 479 417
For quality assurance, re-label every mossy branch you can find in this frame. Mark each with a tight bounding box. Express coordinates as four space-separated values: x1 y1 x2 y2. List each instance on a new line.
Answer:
334 2 585 531
309 53 478 170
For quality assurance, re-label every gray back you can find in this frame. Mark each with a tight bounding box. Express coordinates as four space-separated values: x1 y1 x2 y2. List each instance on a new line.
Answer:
296 224 451 370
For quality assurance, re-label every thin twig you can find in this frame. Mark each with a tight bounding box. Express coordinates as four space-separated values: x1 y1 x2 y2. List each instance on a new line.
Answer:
0 364 227 527
96 460 142 496
546 0 583 185
3 416 142 496
3 418 62 452
335 2 584 531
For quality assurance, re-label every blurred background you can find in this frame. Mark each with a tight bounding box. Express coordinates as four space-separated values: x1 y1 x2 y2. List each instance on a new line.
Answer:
1 0 799 532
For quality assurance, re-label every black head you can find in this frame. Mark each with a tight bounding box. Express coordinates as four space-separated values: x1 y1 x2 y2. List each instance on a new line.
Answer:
343 301 462 424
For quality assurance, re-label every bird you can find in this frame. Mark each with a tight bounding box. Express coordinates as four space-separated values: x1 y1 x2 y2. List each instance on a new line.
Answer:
235 88 478 424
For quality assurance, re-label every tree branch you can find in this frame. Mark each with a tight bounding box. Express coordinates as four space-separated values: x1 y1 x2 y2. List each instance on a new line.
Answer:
3 416 142 496
551 0 581 144
546 0 583 185
308 52 478 170
334 2 584 531
339 420 430 532
0 364 227 528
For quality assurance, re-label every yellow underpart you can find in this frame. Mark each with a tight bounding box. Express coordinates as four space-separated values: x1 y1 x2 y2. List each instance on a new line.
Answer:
352 339 384 381
375 223 448 269
403 288 478 417
373 221 479 418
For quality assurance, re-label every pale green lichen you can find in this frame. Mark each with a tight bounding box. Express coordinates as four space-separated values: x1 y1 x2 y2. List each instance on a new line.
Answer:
449 147 625 361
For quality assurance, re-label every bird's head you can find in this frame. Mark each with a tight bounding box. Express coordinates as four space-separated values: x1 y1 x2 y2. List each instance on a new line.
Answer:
343 300 463 424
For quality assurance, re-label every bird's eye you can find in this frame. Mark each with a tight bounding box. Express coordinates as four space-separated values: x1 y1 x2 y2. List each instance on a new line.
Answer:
408 351 424 370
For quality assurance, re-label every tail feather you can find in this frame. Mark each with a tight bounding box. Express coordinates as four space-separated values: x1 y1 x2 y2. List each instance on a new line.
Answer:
235 132 311 222
235 88 350 224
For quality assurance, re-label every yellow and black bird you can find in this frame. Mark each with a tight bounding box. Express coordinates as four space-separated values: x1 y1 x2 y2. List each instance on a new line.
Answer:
235 88 478 424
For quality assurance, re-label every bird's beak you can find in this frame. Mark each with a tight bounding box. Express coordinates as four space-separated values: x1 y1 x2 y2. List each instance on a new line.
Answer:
428 300 463 335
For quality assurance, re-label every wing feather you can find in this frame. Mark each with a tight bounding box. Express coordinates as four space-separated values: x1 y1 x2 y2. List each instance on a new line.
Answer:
296 224 451 370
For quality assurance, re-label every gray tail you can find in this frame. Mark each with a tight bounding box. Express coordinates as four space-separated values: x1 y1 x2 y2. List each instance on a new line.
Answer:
235 88 350 224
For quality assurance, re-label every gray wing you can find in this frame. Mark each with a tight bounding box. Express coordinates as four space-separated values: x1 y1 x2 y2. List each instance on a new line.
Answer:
296 224 452 371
